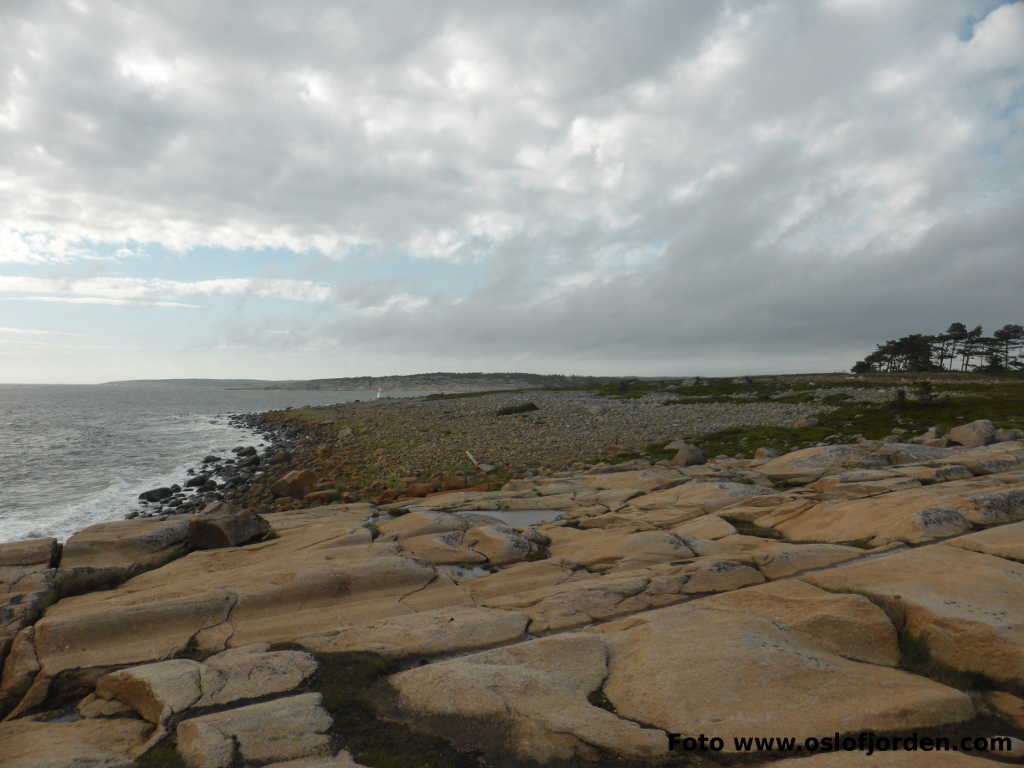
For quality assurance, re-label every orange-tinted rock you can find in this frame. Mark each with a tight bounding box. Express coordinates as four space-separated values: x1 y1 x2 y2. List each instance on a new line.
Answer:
271 470 317 499
188 503 271 550
404 482 438 497
440 475 468 491
304 490 340 504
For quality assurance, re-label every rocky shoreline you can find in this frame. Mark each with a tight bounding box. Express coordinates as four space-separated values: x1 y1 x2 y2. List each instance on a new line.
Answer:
3 383 1024 767
131 388 835 522
130 413 304 520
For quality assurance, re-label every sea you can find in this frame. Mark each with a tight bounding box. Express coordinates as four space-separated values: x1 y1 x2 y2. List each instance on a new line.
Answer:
0 382 406 544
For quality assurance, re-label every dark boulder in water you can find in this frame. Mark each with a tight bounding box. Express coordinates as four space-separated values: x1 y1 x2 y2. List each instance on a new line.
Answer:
138 487 173 502
185 474 210 488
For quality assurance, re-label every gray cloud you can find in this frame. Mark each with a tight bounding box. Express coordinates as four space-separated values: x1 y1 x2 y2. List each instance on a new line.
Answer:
2 0 1022 377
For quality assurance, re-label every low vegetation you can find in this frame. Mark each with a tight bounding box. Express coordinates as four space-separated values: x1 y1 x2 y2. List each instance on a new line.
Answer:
249 371 1024 507
496 402 539 416
695 374 1024 459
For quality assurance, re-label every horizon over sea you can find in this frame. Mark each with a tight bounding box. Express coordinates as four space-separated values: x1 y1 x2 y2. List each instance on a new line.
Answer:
0 382 410 543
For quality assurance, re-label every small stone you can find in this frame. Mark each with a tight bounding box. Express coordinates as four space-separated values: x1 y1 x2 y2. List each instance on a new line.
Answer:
947 419 996 447
670 443 706 466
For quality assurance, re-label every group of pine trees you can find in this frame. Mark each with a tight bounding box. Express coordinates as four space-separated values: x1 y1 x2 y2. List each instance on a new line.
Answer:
852 323 1024 374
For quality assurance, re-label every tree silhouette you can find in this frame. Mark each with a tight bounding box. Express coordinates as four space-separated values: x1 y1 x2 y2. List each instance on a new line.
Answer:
852 322 1024 373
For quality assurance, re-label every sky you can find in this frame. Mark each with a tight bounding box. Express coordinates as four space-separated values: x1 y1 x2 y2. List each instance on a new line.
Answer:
1 0 1022 383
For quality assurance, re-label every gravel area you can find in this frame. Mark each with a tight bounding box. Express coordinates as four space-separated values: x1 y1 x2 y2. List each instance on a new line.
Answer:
278 389 832 484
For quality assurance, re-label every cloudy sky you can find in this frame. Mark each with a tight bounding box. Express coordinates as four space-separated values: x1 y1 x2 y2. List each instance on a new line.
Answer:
1 0 1022 383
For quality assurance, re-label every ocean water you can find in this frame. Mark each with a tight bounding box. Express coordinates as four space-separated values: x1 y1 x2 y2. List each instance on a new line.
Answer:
0 382 396 543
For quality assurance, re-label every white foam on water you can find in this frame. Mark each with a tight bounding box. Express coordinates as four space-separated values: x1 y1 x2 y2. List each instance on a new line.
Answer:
2 414 263 543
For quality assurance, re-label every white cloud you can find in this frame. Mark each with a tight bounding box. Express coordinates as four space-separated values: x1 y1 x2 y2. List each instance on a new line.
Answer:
0 326 83 336
10 296 202 309
960 2 1024 72
356 294 430 315
0 276 333 303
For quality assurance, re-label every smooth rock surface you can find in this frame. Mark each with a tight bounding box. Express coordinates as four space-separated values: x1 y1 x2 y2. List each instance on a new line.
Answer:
601 600 974 751
756 445 876 484
387 634 666 764
176 693 332 768
0 538 58 569
0 716 151 768
298 606 529 657
61 517 190 573
805 543 1024 684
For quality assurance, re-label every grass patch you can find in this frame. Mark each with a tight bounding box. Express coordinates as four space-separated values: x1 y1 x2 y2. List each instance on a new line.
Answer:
772 392 817 404
604 451 644 464
695 377 1024 459
135 742 186 768
644 440 677 462
661 395 742 405
821 392 853 404
311 652 486 768
424 389 526 400
587 688 616 712
601 441 678 465
524 543 552 561
176 635 207 662
496 402 540 416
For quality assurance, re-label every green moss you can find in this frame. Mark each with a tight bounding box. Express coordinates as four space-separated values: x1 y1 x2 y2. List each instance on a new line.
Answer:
312 652 485 768
605 451 644 464
821 392 852 404
524 543 551 561
587 688 616 712
772 392 817 404
176 635 206 662
135 743 186 768
497 402 540 416
694 377 1024 459
643 440 676 462
363 522 381 540
661 395 740 405
425 389 525 400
